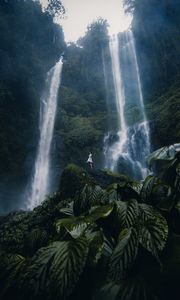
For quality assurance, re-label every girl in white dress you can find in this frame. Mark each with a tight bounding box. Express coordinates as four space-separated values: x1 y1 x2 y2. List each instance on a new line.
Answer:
87 152 93 169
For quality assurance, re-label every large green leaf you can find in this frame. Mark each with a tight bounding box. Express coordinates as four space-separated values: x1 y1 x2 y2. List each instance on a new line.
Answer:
25 238 88 300
151 183 174 212
89 185 107 205
114 200 139 229
0 254 26 299
94 282 120 300
103 235 116 257
140 175 174 211
116 276 159 300
95 278 159 300
56 216 91 238
139 204 168 258
106 183 122 202
73 184 92 216
106 183 140 202
109 228 139 281
86 229 104 266
140 175 157 202
129 181 143 195
59 201 74 216
73 184 107 216
87 204 114 222
56 204 113 239
147 144 180 166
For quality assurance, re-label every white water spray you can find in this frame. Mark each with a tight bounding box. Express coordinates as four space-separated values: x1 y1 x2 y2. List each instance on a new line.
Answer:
104 32 150 179
27 58 63 209
106 35 128 170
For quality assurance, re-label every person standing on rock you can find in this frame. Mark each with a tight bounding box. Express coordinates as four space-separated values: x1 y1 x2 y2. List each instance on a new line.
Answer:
87 152 93 170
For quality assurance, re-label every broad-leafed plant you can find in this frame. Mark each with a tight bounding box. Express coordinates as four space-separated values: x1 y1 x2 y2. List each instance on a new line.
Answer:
0 144 179 300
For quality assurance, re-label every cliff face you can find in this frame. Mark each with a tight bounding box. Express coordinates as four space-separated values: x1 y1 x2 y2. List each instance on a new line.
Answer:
132 0 180 97
131 0 180 148
53 19 114 172
0 0 65 212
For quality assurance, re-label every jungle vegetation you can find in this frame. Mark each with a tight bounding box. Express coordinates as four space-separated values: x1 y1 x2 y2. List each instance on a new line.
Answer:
0 145 180 300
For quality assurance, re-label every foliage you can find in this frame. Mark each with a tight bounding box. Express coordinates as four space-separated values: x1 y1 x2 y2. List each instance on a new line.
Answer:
24 238 88 300
46 0 65 17
1 147 180 299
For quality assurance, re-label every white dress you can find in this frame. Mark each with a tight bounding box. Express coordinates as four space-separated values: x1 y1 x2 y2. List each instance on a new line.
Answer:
87 153 93 163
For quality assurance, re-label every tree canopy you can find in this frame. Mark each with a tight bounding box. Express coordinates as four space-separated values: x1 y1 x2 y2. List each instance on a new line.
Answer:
46 0 65 17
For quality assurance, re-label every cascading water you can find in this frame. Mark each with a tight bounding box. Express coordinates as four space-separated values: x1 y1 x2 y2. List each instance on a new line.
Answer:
104 31 150 179
27 57 63 209
104 35 129 171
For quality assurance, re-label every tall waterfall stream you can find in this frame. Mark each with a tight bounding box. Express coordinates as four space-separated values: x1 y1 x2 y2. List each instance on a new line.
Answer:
27 58 63 209
104 31 151 179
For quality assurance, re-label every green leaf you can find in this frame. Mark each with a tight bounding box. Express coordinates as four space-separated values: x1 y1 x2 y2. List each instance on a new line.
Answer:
0 254 26 299
116 276 159 300
139 204 168 258
73 184 107 216
59 206 74 216
103 236 116 257
25 238 88 300
73 184 92 216
96 277 159 300
114 199 139 228
87 204 114 222
147 144 180 166
151 184 174 212
86 230 104 266
109 228 139 281
89 185 107 205
94 282 120 300
106 183 122 202
129 181 143 195
56 216 91 238
140 175 157 202
140 175 174 212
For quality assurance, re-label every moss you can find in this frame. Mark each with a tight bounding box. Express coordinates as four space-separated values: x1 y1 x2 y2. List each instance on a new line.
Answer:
101 168 130 181
59 164 97 200
88 168 131 189
59 164 132 200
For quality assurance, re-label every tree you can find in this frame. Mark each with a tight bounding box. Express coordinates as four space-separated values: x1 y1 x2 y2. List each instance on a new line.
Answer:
46 0 65 18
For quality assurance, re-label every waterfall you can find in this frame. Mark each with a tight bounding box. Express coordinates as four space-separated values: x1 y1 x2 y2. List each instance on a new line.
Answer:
27 57 63 209
104 31 150 179
105 35 129 171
